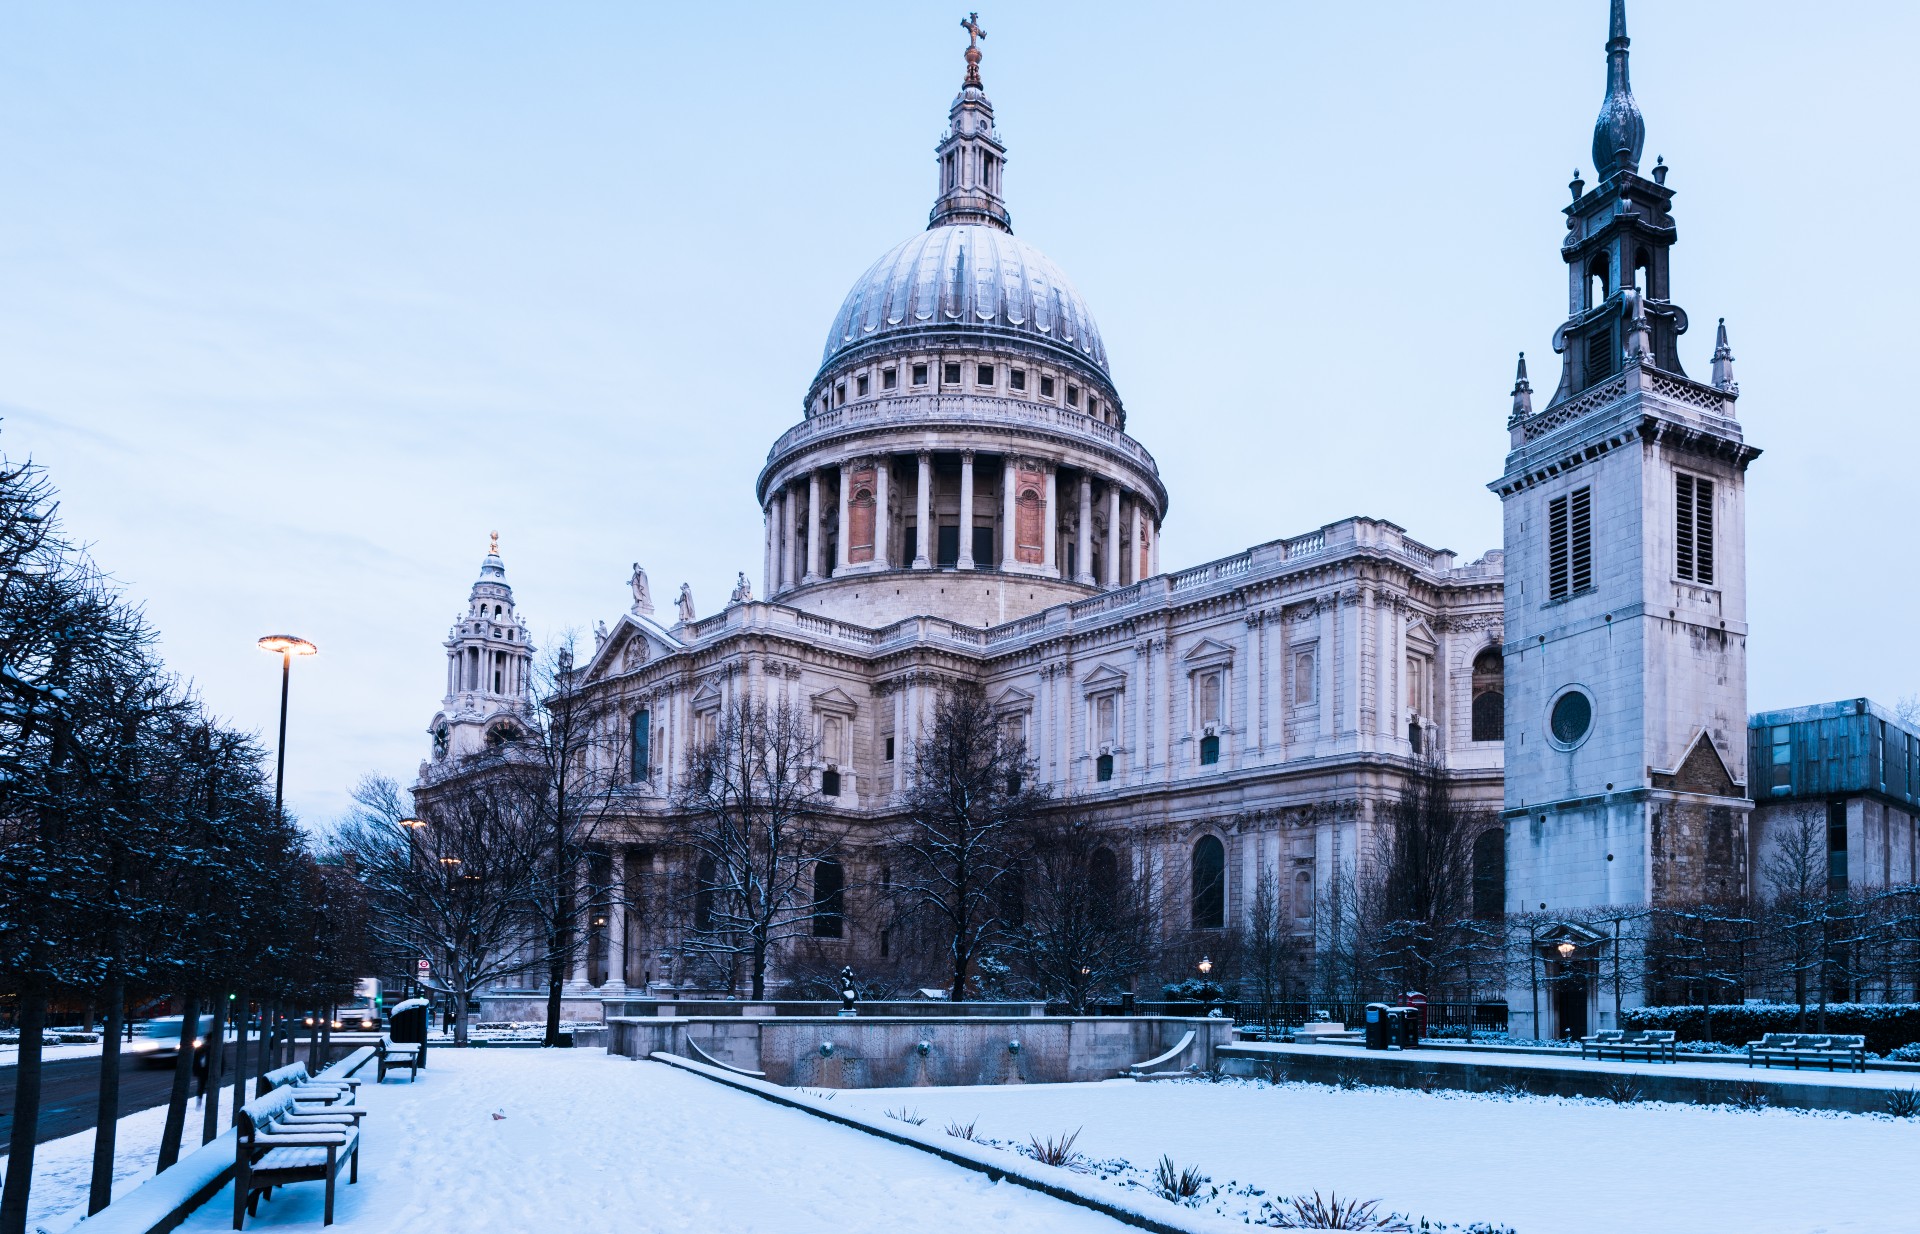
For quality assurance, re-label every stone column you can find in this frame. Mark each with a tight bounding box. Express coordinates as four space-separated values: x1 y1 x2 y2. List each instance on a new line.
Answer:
782 487 797 590
1000 458 1018 570
1105 486 1122 587
1320 599 1337 740
956 451 976 569
607 849 627 988
913 452 932 569
1127 501 1143 585
1150 514 1161 576
804 471 822 582
762 502 774 599
874 456 891 569
836 461 851 573
1042 464 1058 576
1249 611 1265 758
1075 473 1094 585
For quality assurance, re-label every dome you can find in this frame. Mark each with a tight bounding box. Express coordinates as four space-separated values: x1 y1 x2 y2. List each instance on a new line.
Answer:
820 224 1108 374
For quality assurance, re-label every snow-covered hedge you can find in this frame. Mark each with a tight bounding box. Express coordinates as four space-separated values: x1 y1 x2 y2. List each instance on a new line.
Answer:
1620 1003 1920 1054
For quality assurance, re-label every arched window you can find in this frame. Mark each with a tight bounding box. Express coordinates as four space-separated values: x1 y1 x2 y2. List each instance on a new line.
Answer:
1471 649 1505 742
630 708 651 783
1472 829 1506 920
1191 836 1225 929
1587 256 1610 309
1634 247 1653 298
1090 847 1119 902
1292 870 1314 923
694 854 717 932
812 859 845 938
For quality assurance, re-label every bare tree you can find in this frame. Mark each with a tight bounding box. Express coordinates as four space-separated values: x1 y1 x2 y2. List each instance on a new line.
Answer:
1763 812 1827 1026
329 775 543 1045
1243 869 1308 1031
887 683 1050 998
1009 818 1157 1011
671 697 840 999
1369 764 1490 1002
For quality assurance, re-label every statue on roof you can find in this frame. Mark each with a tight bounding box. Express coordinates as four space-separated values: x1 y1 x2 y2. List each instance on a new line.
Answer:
676 583 696 624
729 572 754 606
629 562 654 615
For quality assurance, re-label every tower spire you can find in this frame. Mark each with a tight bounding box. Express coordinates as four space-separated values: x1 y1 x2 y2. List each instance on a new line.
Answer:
1711 318 1738 392
1509 353 1534 422
1591 0 1645 180
928 14 1012 231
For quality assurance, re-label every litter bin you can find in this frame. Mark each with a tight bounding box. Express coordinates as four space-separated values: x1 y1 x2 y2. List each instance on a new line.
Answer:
1388 1007 1419 1050
389 997 430 1068
1363 1002 1391 1050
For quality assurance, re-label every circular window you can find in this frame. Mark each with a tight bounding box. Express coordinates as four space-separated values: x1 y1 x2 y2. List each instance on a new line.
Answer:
1549 690 1593 747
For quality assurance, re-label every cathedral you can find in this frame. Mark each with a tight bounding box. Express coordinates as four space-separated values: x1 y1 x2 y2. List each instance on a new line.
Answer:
414 4 1814 1038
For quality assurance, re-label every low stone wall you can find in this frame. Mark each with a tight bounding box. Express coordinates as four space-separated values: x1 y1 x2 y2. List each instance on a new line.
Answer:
1218 1045 1904 1114
610 1015 1229 1087
602 999 1047 1019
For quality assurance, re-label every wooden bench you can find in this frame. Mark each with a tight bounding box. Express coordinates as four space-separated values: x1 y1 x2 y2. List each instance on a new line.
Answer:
376 1036 423 1083
1746 1032 1868 1072
1581 1029 1676 1062
256 1061 358 1106
233 1086 365 1228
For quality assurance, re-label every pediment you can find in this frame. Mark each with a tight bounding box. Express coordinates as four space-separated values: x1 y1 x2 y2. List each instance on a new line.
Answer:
1406 618 1438 648
991 686 1035 712
1652 729 1742 796
811 686 858 715
1081 663 1128 693
1183 637 1235 667
689 677 725 707
581 613 685 683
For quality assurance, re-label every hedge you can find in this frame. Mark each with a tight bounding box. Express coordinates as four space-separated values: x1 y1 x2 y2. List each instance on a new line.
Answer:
1620 1002 1920 1054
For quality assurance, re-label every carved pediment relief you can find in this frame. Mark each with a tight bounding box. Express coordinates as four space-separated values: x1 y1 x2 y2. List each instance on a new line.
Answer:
1182 637 1236 668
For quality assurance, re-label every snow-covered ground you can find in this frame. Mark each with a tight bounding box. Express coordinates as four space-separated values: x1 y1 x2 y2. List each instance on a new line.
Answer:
832 1076 1919 1234
167 1050 1135 1234
0 1038 107 1066
0 1095 182 1233
1244 1040 1920 1090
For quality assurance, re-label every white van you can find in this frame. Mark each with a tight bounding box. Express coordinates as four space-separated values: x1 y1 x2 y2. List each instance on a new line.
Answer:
131 1014 213 1064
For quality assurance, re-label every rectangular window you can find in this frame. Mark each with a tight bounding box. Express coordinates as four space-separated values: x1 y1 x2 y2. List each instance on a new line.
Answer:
976 363 994 386
1547 485 1592 599
1040 375 1055 399
630 709 651 783
937 524 960 567
1067 384 1081 407
1586 328 1615 381
912 363 929 387
943 362 962 385
1771 726 1792 793
884 735 895 762
1675 472 1716 584
855 374 869 397
834 382 846 406
1086 397 1099 418
972 524 994 566
882 367 897 390
1009 368 1026 391
1199 733 1220 765
1293 648 1316 706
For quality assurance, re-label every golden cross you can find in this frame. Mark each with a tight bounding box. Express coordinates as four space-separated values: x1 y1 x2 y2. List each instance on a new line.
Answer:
961 12 986 50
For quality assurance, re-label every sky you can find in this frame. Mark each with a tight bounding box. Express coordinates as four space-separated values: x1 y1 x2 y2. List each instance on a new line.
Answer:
1 2 1914 828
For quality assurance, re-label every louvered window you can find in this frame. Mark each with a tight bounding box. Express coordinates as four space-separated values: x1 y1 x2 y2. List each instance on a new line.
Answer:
1675 473 1715 584
1547 486 1592 600
1586 328 1615 382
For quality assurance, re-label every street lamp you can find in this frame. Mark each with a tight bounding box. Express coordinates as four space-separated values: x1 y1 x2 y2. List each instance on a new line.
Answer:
256 635 317 825
1556 941 1577 959
1197 956 1213 976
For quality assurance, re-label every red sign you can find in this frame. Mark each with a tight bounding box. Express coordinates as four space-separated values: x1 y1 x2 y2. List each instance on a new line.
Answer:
417 959 430 974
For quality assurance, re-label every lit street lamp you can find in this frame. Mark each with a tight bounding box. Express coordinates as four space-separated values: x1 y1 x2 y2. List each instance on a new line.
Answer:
256 635 317 825
1197 956 1213 976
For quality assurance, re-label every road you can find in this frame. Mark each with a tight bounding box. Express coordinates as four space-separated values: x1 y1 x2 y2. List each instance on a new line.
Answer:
0 1052 236 1148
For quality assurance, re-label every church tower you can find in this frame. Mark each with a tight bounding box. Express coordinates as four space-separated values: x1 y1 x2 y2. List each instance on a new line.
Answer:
427 533 535 763
1493 1 1761 1035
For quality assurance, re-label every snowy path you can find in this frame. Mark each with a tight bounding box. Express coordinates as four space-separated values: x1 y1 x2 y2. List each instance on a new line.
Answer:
833 1077 1920 1234
0 1097 178 1232
1241 1040 1920 1090
173 1050 1131 1234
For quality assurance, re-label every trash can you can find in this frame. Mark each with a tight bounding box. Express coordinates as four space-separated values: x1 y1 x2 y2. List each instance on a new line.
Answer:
1363 1002 1391 1050
1388 1007 1418 1050
388 997 430 1068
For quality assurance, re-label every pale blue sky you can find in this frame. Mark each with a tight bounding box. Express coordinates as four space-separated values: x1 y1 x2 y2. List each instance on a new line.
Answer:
2 2 1913 826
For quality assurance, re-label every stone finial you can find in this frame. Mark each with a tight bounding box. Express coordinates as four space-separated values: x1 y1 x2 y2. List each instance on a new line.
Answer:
1592 0 1645 180
1711 317 1738 392
1510 352 1534 420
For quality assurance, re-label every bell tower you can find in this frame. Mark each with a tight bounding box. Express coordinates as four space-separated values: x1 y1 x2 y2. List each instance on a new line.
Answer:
1492 0 1762 1034
428 533 535 763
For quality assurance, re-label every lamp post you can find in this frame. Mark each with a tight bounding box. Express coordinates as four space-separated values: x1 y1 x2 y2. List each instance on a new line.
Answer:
256 635 317 825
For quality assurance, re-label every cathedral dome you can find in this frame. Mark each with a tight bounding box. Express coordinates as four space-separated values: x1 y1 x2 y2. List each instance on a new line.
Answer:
820 224 1107 374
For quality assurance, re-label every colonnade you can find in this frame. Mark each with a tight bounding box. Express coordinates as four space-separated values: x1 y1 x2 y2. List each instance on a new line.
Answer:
761 450 1159 595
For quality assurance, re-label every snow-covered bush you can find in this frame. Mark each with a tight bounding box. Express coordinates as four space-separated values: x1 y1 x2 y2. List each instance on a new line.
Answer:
1152 1155 1211 1205
1621 1002 1920 1054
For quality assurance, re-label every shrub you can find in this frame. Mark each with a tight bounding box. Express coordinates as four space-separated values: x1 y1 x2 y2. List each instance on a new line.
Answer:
1161 979 1227 1003
1884 1088 1920 1119
1727 1082 1770 1111
1620 1002 1920 1055
1602 1076 1644 1104
1027 1128 1083 1168
943 1118 978 1141
883 1106 926 1125
1152 1155 1211 1205
1267 1192 1410 1230
1886 1042 1920 1062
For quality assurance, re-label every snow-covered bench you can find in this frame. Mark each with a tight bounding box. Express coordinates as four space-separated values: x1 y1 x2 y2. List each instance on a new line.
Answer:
234 1085 365 1227
376 1036 422 1083
1746 1032 1867 1072
1581 1029 1675 1062
256 1061 358 1106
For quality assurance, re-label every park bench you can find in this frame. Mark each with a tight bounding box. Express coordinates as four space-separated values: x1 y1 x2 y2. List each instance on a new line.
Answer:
1580 1029 1676 1062
233 1086 365 1228
1746 1032 1868 1072
256 1061 357 1106
376 1036 423 1083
